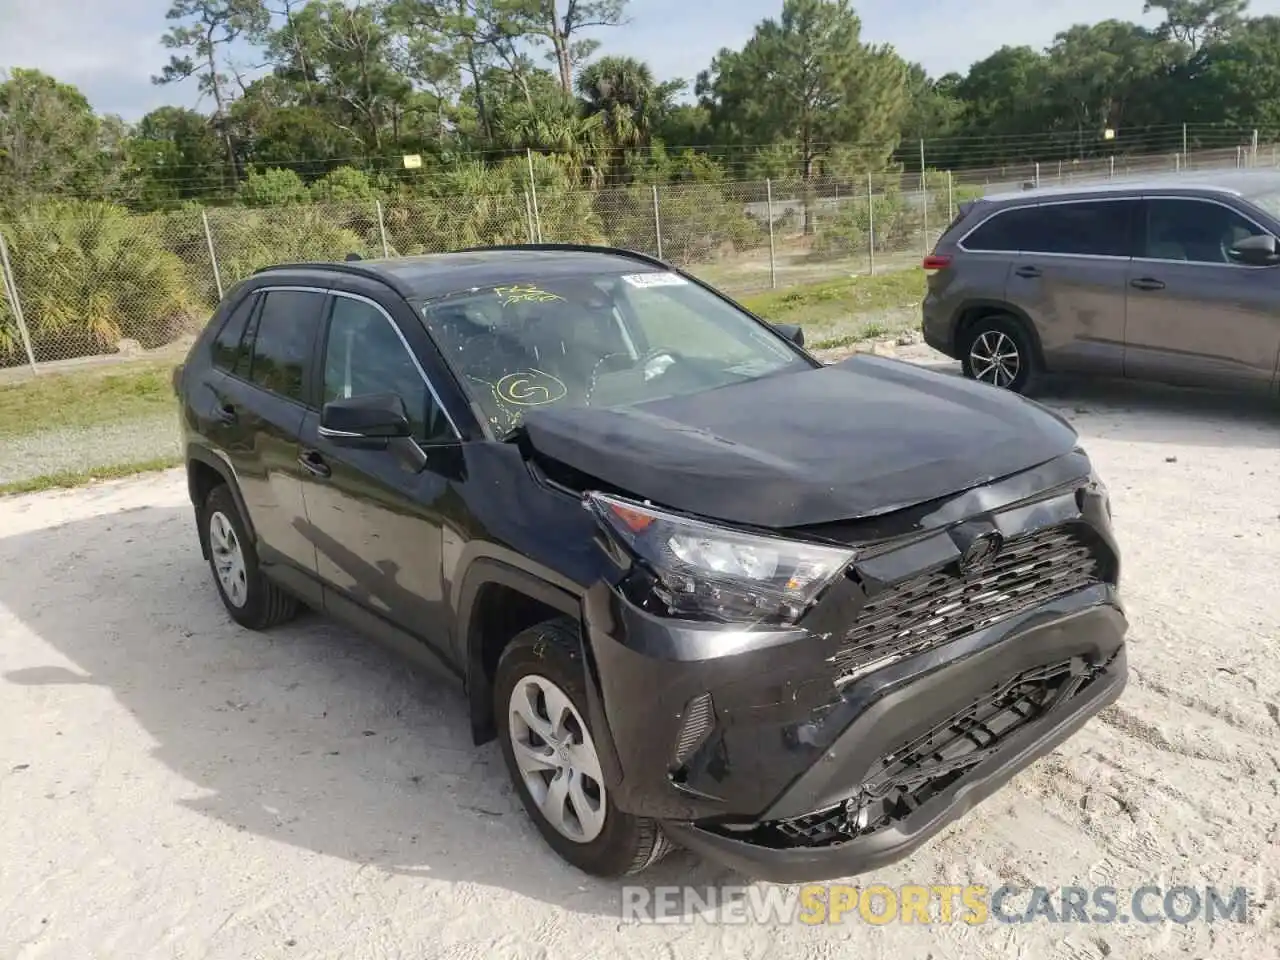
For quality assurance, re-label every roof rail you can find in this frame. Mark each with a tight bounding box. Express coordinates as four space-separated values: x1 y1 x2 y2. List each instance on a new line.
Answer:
457 242 672 270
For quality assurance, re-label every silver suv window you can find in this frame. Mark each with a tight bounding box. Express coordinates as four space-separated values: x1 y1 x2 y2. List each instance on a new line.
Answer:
962 200 1136 258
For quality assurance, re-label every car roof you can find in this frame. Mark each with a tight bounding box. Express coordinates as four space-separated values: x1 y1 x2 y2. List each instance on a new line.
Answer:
254 244 672 300
981 168 1280 205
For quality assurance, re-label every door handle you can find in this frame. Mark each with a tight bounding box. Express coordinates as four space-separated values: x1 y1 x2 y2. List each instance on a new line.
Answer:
1130 277 1166 291
213 402 237 425
1013 265 1042 278
298 450 332 479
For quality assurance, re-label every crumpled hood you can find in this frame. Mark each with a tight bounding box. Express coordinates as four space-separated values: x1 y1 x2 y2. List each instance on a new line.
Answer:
520 354 1080 528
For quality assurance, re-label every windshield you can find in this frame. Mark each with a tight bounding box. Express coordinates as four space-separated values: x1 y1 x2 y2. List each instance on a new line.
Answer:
418 269 813 436
1246 188 1280 221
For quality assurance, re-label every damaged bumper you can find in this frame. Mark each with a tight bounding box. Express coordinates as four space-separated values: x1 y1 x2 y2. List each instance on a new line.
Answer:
663 608 1127 883
579 465 1128 882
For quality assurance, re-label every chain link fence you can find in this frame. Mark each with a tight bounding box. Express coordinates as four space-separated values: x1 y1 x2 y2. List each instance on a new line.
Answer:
2 142 1276 374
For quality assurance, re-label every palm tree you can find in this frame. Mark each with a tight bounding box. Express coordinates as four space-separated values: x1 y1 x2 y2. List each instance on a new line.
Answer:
576 56 665 151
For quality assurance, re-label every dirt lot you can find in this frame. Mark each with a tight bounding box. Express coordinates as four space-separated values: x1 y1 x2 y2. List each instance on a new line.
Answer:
2 364 1279 959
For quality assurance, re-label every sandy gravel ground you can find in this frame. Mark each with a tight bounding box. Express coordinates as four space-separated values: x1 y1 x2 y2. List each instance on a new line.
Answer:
2 364 1279 959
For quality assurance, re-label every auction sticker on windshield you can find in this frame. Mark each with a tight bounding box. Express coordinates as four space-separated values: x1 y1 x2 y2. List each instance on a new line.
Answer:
623 272 689 287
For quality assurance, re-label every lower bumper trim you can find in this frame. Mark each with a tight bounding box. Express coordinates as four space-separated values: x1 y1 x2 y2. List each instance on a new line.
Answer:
662 647 1126 884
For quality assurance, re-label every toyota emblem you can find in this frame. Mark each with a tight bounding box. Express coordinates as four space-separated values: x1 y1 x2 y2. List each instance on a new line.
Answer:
959 530 1003 574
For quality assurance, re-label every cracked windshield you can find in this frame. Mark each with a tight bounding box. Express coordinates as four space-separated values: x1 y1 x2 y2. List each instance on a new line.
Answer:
419 270 810 435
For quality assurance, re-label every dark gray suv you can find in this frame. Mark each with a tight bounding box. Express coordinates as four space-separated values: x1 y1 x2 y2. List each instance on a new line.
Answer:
921 171 1280 396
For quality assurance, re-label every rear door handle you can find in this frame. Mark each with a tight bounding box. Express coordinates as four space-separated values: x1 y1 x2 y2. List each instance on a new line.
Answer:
298 450 331 479
213 402 237 425
1130 277 1166 291
1013 265 1042 278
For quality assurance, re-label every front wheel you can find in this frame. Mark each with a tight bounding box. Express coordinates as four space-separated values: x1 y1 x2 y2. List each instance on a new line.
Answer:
494 617 671 877
959 314 1040 394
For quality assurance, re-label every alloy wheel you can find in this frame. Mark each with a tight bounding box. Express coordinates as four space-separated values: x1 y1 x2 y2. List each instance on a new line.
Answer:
969 330 1022 388
208 510 248 608
507 674 607 843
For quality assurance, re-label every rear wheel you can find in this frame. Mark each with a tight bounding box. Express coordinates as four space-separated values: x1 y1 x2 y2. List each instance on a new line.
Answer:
494 617 671 877
959 314 1040 395
200 484 299 630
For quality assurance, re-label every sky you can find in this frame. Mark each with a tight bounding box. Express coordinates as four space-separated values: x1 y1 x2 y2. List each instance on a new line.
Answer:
3 0 1280 121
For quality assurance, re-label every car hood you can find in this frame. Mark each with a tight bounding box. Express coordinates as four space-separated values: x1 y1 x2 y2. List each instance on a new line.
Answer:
520 355 1080 528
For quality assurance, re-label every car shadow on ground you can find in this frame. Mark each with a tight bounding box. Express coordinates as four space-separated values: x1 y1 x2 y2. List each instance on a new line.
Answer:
0 504 749 920
908 357 1279 450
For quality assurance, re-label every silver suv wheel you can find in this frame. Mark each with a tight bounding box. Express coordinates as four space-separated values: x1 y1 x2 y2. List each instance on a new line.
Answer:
968 330 1022 388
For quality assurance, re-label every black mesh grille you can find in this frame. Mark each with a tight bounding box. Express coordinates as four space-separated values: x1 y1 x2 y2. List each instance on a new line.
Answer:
763 654 1111 849
672 693 716 765
832 524 1104 684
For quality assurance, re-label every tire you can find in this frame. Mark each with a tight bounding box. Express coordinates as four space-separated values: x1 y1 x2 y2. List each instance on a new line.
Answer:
494 617 671 877
959 313 1040 395
200 484 299 630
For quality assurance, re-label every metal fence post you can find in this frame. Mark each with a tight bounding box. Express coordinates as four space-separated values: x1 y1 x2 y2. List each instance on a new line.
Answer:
919 139 929 258
201 211 224 302
0 230 38 374
866 172 876 277
1034 162 1041 188
652 184 663 260
523 189 535 243
1109 155 1115 179
765 179 777 290
375 200 390 257
527 149 543 243
1252 129 1259 166
947 170 954 222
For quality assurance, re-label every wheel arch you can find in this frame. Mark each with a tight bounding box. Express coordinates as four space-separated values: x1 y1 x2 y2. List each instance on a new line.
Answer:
455 559 584 745
952 300 1047 370
185 446 256 559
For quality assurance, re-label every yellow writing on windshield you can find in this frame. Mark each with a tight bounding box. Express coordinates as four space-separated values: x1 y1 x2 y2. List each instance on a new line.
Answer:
494 284 564 306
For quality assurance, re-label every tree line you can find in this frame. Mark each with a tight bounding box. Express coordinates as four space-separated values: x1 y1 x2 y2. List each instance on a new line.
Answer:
1 0 1278 211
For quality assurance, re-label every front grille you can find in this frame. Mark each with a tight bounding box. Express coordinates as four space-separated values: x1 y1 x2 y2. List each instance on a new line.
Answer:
832 524 1104 684
760 655 1110 849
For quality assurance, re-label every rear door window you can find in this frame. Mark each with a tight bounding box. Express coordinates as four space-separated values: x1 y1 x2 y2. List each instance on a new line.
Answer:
244 289 327 405
211 292 259 374
964 200 1137 257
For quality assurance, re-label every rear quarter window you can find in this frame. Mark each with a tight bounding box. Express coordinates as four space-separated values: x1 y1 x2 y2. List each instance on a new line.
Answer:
962 200 1135 257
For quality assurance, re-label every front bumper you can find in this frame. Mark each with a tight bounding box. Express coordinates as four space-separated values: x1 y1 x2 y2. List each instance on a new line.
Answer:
577 452 1126 881
663 610 1127 883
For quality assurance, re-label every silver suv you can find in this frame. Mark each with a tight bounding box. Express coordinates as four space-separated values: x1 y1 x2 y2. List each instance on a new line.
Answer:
921 171 1280 396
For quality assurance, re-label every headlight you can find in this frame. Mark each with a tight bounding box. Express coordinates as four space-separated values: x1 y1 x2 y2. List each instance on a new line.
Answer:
585 492 856 625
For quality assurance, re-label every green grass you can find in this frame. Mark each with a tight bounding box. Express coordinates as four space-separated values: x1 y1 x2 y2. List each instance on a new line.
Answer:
0 455 182 496
738 267 924 327
0 360 178 440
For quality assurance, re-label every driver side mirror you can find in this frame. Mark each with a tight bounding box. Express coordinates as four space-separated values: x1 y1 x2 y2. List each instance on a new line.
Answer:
319 392 411 448
772 322 805 347
1228 233 1280 266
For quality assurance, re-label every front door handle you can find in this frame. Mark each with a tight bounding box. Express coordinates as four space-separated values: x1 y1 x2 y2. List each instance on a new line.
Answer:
298 450 331 479
1013 265 1042 278
1130 277 1166 291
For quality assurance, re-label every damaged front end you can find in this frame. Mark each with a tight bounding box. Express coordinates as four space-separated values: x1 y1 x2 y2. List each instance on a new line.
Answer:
712 653 1119 852
573 448 1127 883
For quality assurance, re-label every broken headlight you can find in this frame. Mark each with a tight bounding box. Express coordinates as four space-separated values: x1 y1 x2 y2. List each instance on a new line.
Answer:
585 492 856 625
